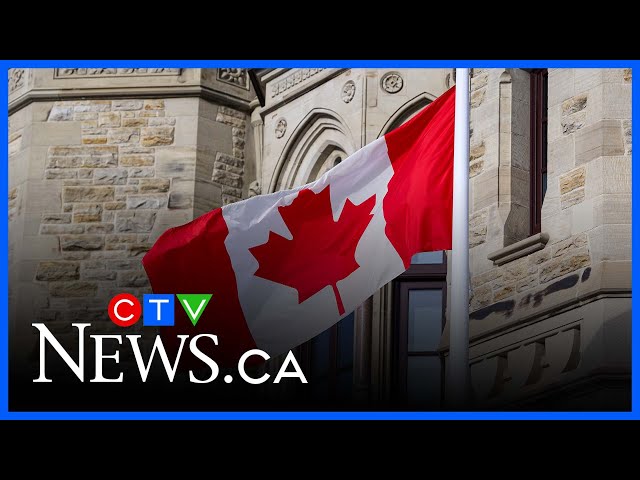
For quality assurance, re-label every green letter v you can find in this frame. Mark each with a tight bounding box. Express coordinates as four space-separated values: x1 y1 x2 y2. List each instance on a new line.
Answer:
176 294 213 326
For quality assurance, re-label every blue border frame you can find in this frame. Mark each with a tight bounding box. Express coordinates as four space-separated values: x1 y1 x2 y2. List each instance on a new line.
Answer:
0 60 635 420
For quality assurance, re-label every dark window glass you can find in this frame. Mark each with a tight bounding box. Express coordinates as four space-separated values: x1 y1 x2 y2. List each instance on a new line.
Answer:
530 69 548 235
302 312 354 402
393 253 446 408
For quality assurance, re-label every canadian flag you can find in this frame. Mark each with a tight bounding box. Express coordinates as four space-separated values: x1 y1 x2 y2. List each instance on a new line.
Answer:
143 86 455 365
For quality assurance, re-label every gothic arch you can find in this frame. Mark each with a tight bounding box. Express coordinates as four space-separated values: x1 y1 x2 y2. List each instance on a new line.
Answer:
268 108 356 192
377 92 437 138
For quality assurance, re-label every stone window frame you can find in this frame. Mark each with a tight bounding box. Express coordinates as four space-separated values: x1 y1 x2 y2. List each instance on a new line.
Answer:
487 68 550 266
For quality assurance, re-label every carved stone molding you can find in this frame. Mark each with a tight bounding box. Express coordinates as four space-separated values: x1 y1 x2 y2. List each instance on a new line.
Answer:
381 71 404 94
8 68 25 93
275 118 287 138
470 322 582 403
248 180 262 198
54 68 181 78
271 68 325 98
217 68 249 90
341 80 356 103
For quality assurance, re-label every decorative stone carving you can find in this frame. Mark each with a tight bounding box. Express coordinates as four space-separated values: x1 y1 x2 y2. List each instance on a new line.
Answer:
54 68 181 78
8 69 25 93
275 118 287 138
271 68 324 98
217 68 249 90
381 71 404 94
341 80 356 103
248 180 262 198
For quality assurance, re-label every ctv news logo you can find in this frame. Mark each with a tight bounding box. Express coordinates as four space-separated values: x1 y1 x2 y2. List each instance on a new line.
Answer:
32 293 307 385
108 293 212 327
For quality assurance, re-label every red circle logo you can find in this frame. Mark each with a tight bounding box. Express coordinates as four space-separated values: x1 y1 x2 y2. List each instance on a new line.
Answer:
108 293 142 327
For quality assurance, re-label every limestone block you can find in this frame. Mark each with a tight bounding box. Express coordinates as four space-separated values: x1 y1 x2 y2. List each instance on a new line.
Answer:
562 94 588 115
588 224 631 263
585 157 631 200
122 118 147 127
73 203 102 223
63 186 114 203
574 69 602 92
139 178 170 193
141 127 174 146
472 168 498 210
561 188 585 209
149 210 193 242
128 167 155 178
539 247 590 283
574 120 624 165
516 274 538 292
40 224 85 235
548 69 574 107
164 98 199 117
593 194 631 226
25 180 63 214
112 100 143 111
155 147 196 179
470 283 492 311
559 166 586 194
552 233 588 258
60 235 105 251
22 235 62 260
120 154 154 167
93 168 128 185
623 119 631 155
173 116 199 146
42 213 71 224
104 201 126 210
82 268 116 281
126 194 168 210
602 83 631 120
542 208 572 245
149 118 176 126
48 145 118 169
493 285 515 301
35 261 79 281
528 249 551 265
117 270 150 287
30 122 82 146
85 224 114 234
98 112 121 128
115 211 157 233
50 281 97 297
144 99 164 110
561 111 586 135
107 128 140 145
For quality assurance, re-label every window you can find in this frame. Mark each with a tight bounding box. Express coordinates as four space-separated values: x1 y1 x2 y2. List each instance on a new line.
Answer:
530 69 548 235
301 313 355 402
393 251 447 408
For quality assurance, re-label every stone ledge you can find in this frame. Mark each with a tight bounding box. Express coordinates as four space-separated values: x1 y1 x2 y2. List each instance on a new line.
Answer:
9 85 253 116
488 232 550 266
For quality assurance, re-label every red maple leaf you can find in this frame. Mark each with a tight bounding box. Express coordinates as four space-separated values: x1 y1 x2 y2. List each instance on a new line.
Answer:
249 185 376 315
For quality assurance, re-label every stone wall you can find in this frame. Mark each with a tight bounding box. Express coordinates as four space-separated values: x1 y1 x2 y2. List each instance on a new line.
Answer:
8 69 253 371
465 68 631 407
34 98 180 332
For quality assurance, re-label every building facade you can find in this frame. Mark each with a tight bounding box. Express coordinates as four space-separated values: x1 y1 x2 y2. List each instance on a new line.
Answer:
8 67 631 410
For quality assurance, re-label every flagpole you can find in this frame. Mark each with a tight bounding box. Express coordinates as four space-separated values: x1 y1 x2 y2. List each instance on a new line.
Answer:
447 68 471 409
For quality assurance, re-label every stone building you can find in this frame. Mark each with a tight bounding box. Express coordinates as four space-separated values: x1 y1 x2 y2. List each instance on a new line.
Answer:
8 67 631 410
